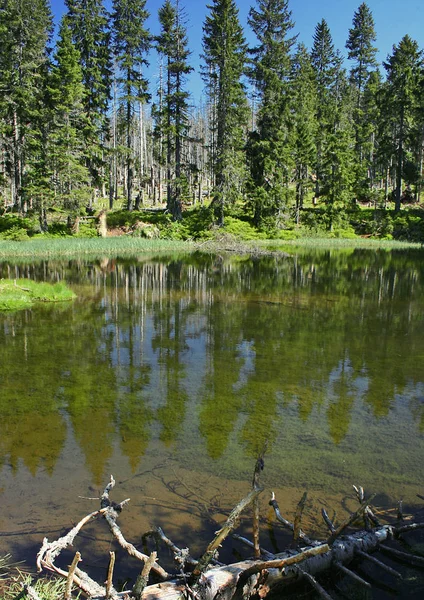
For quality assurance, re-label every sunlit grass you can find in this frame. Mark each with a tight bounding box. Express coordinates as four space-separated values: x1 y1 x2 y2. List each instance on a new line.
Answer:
0 237 193 260
260 237 423 251
0 235 421 264
0 555 66 600
0 279 76 311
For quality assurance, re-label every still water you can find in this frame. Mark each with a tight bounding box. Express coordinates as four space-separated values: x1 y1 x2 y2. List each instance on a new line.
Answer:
0 249 424 596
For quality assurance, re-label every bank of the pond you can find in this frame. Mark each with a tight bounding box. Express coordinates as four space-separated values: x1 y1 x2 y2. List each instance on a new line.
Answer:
0 279 76 311
0 235 422 262
0 237 194 260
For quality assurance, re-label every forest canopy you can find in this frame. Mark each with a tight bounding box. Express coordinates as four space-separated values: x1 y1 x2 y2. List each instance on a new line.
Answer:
0 1 423 238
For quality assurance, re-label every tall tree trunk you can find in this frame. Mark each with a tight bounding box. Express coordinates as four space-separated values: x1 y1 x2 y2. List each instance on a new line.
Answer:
166 58 172 214
395 110 404 212
13 109 22 210
127 92 133 211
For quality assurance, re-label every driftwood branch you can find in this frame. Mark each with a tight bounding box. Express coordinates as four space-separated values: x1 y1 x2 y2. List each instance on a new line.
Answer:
321 508 335 534
105 552 115 599
379 543 424 567
269 492 314 545
65 552 81 600
36 474 424 600
335 561 371 588
300 570 335 600
132 552 158 600
292 491 307 545
355 549 402 579
251 455 264 559
327 493 376 545
191 486 264 579
231 534 275 559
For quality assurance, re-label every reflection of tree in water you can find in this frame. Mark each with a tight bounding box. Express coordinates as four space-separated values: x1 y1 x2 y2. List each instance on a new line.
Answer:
1 249 424 480
326 357 357 444
62 302 118 485
406 383 424 432
199 299 244 459
102 279 153 473
151 261 190 446
0 308 69 475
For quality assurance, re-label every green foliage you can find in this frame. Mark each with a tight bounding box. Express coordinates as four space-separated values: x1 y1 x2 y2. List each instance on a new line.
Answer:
73 222 99 238
0 226 30 241
112 0 151 211
0 568 66 600
0 0 53 210
65 0 112 188
348 208 424 242
47 17 90 211
346 2 377 92
202 0 249 225
247 0 297 226
0 214 36 234
223 216 267 240
383 35 423 210
155 0 192 220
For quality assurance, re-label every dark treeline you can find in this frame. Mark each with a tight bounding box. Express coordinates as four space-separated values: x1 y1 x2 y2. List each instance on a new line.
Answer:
0 0 423 229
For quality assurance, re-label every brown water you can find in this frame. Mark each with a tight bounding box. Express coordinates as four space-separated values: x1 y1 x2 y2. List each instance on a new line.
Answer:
0 249 423 597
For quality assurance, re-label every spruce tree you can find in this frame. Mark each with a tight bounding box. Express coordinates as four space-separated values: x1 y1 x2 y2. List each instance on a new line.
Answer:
47 17 90 212
247 0 297 227
361 69 382 196
311 20 355 222
290 43 316 220
156 0 192 220
346 3 378 198
202 0 248 226
311 19 341 200
65 0 112 195
111 0 151 211
346 3 377 98
384 35 423 210
0 0 53 212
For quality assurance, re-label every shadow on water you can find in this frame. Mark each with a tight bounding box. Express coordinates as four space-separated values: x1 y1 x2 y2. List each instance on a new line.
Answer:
1 248 424 598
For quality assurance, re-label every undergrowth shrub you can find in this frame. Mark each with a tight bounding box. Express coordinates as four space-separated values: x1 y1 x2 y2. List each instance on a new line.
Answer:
0 214 36 236
223 216 267 240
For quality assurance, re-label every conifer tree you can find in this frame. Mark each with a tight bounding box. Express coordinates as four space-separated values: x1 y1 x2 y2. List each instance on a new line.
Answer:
202 0 248 226
311 20 355 222
156 0 192 220
0 0 52 212
361 69 382 195
311 19 341 200
384 35 423 210
247 0 297 227
346 2 378 198
290 43 316 220
65 0 112 194
47 18 90 212
111 0 151 211
346 3 377 99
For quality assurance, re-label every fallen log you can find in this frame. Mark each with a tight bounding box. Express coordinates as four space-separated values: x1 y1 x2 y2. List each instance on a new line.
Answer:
36 472 424 600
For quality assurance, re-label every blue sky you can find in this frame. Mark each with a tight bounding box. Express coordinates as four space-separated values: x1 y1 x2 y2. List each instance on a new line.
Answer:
50 0 423 104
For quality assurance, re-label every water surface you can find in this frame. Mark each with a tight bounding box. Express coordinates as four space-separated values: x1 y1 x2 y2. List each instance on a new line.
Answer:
1 249 423 596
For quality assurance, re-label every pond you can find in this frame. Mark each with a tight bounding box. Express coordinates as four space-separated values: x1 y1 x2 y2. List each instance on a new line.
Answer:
1 248 424 597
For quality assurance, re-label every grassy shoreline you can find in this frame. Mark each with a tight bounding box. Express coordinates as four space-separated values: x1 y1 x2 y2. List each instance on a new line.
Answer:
0 279 76 311
0 235 422 262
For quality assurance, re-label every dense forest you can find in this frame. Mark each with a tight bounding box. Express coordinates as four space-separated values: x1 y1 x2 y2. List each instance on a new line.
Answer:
0 0 423 237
